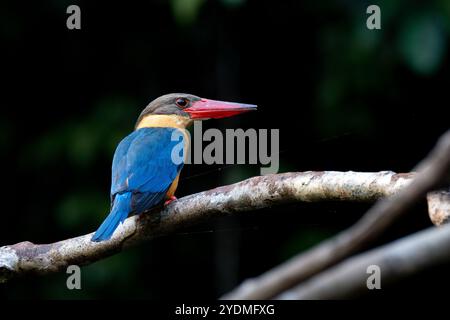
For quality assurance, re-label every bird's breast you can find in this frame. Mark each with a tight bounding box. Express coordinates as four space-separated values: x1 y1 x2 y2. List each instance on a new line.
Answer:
166 174 180 199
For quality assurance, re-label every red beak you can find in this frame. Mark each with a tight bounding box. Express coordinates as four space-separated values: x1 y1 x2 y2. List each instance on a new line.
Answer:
184 98 257 119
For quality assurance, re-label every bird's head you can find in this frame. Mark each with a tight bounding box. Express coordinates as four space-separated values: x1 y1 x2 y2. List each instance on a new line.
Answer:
135 93 257 129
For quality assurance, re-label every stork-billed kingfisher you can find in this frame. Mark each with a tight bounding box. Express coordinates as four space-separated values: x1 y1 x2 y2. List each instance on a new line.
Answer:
92 93 257 242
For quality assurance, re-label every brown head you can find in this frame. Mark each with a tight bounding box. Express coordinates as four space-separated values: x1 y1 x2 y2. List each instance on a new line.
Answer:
135 93 257 129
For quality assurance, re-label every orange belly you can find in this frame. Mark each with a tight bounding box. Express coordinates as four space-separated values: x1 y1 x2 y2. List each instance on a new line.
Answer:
164 128 189 200
165 174 180 199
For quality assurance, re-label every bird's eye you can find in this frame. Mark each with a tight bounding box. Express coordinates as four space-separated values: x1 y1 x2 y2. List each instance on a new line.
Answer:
175 98 189 108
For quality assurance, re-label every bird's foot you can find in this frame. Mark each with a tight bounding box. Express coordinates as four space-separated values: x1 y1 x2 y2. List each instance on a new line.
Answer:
164 196 177 206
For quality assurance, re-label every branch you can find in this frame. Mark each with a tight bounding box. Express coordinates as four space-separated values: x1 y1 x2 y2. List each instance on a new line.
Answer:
222 130 450 300
276 223 450 299
427 189 450 226
0 171 414 283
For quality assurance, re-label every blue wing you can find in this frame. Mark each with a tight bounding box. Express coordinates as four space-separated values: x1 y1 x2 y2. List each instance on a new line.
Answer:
92 127 185 241
111 127 185 213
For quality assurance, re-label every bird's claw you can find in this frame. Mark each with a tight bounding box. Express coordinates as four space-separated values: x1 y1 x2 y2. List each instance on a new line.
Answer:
164 195 177 206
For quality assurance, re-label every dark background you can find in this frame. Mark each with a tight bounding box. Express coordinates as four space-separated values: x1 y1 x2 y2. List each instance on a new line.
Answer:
1 0 449 299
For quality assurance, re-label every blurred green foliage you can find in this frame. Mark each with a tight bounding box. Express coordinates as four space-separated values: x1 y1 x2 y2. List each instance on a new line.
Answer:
398 14 447 75
171 0 205 25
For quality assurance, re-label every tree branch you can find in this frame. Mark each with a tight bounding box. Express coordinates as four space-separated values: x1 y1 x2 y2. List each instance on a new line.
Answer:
427 189 450 226
0 171 415 283
222 130 450 300
276 223 450 299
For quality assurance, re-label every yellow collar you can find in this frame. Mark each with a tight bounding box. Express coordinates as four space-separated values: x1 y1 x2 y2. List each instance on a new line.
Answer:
135 114 192 130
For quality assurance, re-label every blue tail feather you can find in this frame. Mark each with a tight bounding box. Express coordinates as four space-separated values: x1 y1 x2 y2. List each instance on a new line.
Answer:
92 192 132 242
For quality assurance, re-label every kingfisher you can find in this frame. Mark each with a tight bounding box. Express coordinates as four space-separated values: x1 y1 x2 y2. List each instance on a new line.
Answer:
92 93 257 241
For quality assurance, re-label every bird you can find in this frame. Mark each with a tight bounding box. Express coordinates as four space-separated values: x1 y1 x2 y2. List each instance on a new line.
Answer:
91 93 257 242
